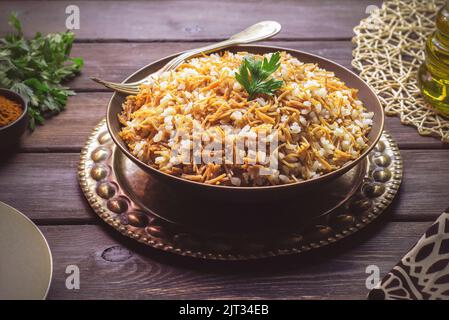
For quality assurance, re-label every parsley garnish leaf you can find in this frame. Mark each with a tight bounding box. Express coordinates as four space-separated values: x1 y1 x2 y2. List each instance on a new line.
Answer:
235 52 283 100
0 12 83 130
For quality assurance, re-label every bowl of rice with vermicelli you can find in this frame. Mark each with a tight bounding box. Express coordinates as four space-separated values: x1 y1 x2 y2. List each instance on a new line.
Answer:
106 45 384 199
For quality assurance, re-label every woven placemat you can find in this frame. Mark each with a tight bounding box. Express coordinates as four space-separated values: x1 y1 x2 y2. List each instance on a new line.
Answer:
352 0 449 142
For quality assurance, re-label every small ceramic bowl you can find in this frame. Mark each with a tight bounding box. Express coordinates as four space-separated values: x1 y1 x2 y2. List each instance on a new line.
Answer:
0 88 28 149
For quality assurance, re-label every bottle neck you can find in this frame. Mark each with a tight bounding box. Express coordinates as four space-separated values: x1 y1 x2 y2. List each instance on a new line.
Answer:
437 1 449 37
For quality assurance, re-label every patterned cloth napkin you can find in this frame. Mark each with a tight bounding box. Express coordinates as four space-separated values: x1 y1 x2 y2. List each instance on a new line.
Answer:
369 208 449 300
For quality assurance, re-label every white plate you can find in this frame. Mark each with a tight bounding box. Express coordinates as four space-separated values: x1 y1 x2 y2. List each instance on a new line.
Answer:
0 202 52 299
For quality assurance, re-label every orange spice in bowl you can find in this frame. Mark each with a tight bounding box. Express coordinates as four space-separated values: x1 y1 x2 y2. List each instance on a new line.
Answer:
0 95 23 127
0 88 28 149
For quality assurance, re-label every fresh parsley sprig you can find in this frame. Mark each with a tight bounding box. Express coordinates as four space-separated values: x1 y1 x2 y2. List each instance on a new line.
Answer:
0 13 83 129
235 52 283 100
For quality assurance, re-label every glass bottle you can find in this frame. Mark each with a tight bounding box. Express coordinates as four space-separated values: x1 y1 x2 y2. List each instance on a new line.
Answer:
417 0 449 117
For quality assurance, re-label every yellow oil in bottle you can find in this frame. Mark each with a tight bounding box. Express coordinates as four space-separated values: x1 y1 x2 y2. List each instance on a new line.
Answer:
418 1 449 117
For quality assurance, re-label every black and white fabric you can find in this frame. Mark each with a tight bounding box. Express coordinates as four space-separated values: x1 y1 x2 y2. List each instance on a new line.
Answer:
369 208 449 300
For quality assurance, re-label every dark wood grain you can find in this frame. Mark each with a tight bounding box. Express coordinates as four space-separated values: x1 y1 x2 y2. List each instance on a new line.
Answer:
21 93 107 153
43 222 430 299
19 93 449 152
1 151 448 223
0 153 94 223
0 0 381 41
0 0 447 301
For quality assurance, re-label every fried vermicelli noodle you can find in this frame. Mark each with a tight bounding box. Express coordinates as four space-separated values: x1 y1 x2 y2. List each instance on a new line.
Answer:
118 51 373 186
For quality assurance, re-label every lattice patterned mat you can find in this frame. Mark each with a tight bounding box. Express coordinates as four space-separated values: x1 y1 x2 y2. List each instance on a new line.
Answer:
352 0 449 142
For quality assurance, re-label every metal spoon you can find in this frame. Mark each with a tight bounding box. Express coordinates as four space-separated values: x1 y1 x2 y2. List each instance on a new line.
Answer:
91 21 281 95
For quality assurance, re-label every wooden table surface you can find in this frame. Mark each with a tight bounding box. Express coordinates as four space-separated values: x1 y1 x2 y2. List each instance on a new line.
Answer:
1 0 448 300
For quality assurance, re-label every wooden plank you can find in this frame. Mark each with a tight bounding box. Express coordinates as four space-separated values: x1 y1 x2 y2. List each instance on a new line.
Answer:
396 150 449 221
20 92 448 151
1 151 448 223
20 93 107 153
0 0 381 41
43 222 429 299
384 117 449 150
0 153 94 223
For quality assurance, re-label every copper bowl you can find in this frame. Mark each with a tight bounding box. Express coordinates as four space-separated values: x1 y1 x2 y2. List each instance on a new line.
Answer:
106 45 384 201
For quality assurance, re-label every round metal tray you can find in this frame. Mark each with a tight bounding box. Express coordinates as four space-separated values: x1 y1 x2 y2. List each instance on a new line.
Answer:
78 120 402 260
